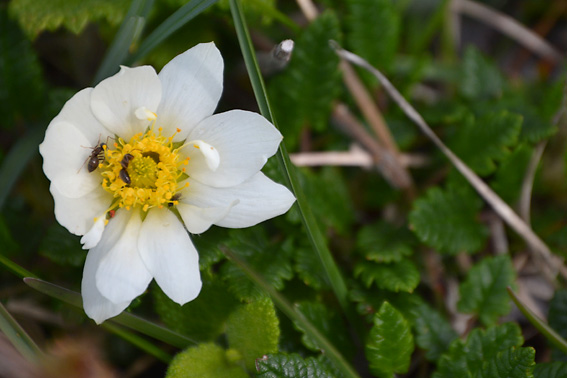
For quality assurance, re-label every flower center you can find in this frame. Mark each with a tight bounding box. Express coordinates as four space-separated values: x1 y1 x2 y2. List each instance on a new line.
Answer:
100 126 188 213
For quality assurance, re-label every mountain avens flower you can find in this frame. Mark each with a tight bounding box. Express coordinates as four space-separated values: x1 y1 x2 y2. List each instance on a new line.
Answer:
39 43 295 324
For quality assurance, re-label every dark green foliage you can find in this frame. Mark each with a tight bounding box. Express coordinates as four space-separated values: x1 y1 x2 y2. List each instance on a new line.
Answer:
153 274 239 342
256 353 335 378
346 0 400 72
460 46 503 100
355 258 420 293
0 9 45 128
434 323 525 377
534 362 567 378
269 11 342 148
491 145 533 204
191 226 230 270
39 224 85 266
548 290 567 361
220 227 293 301
357 221 414 263
413 303 458 361
409 184 487 255
366 302 414 377
0 214 19 256
458 254 516 326
449 110 523 176
292 242 329 290
293 301 353 359
350 285 425 324
226 298 280 371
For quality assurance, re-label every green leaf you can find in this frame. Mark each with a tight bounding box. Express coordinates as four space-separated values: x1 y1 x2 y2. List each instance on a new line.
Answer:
350 285 424 324
39 224 85 267
346 0 400 72
357 221 414 263
220 227 293 301
457 255 516 326
355 259 420 293
166 343 248 378
491 145 533 204
534 362 567 378
256 353 335 378
192 227 230 270
153 274 239 342
479 347 535 378
8 0 130 38
460 46 503 100
450 110 523 176
409 185 487 255
366 302 414 377
226 298 280 371
294 301 353 359
269 10 342 145
413 303 458 361
434 322 524 378
547 289 567 360
0 302 41 363
0 9 45 127
293 242 329 290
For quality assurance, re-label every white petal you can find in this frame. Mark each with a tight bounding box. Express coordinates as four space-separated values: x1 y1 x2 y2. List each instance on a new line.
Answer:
184 140 220 171
95 209 153 304
80 215 106 249
157 43 223 140
40 89 113 199
184 110 282 187
82 244 131 324
138 208 202 304
91 66 162 140
50 184 112 236
180 172 295 228
177 201 238 234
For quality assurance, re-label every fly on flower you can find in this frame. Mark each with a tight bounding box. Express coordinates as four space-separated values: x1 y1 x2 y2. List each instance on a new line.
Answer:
39 43 295 324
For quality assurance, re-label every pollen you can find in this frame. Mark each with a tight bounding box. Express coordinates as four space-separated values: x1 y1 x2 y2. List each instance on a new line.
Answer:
98 126 186 212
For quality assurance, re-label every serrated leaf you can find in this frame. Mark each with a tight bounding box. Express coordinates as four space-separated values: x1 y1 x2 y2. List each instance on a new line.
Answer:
366 302 414 377
534 362 567 378
8 0 130 38
0 9 45 127
220 227 293 301
479 347 535 378
434 322 524 378
226 298 280 371
357 221 414 263
458 255 516 326
39 224 85 267
413 303 458 361
269 11 342 145
355 258 420 293
153 274 239 342
491 145 533 204
293 243 329 290
350 284 424 324
547 289 567 361
293 301 353 359
409 185 487 255
450 110 523 176
460 46 503 100
256 353 334 378
346 0 400 72
166 343 247 378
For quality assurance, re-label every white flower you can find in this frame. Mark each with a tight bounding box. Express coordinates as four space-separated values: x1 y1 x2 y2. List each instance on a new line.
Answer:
39 43 295 324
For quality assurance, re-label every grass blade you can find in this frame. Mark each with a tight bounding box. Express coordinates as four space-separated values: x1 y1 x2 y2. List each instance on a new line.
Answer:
127 0 218 64
0 302 42 363
94 0 154 84
228 0 352 322
508 287 567 355
24 278 196 349
102 323 173 363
